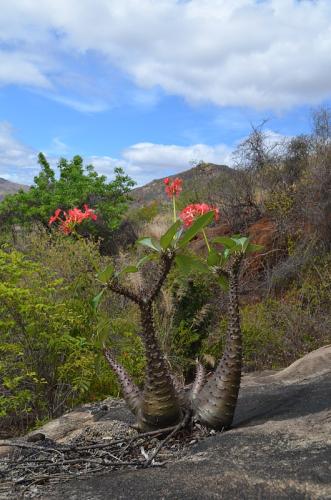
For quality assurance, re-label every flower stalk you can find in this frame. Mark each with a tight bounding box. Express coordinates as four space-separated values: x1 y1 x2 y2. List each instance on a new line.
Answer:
202 228 211 252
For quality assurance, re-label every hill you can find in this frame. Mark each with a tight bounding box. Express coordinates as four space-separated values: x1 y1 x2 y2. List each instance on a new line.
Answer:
0 178 28 200
131 162 234 206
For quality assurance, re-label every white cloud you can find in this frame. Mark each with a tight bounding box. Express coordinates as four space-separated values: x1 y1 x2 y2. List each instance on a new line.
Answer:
0 50 51 89
0 123 39 183
46 137 70 156
88 142 233 185
0 120 284 187
48 94 109 113
1 1 331 110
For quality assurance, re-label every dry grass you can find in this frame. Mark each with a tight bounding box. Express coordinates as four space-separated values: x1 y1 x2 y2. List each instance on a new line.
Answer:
138 212 172 240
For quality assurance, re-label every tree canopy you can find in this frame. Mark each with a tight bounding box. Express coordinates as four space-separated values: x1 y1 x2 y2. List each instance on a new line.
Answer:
0 153 135 232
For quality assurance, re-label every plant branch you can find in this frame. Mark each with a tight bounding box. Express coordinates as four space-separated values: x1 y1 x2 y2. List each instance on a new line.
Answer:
107 279 143 305
143 410 191 467
147 253 174 303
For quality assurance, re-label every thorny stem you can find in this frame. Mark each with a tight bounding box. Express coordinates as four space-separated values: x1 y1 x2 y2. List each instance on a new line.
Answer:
148 252 174 303
104 251 179 430
107 280 142 306
139 302 181 429
193 254 243 430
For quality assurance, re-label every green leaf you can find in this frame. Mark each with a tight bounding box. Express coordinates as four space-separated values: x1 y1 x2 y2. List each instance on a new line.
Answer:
246 243 264 254
212 236 238 249
178 211 214 248
92 289 105 311
121 265 139 275
137 237 161 252
233 236 249 250
97 264 114 283
175 254 209 275
223 248 231 259
160 220 181 250
207 248 221 266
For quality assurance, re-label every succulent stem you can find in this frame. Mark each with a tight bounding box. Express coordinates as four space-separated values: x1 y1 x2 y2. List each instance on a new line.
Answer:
193 254 243 429
138 303 181 430
103 348 142 416
190 361 206 403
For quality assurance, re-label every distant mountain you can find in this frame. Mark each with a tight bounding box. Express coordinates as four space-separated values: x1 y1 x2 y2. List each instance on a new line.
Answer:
131 162 235 206
0 178 29 201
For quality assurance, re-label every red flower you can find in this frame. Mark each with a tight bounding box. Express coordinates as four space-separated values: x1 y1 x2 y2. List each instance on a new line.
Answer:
165 177 183 198
48 205 97 234
163 177 170 185
48 208 62 225
83 204 97 221
179 203 219 228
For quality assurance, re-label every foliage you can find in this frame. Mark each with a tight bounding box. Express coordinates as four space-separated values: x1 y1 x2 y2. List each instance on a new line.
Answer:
159 268 221 378
203 255 331 372
0 246 94 430
0 230 147 435
0 153 135 234
2 109 331 435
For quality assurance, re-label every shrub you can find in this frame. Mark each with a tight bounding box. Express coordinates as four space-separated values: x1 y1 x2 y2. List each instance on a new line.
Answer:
0 247 96 432
0 153 135 236
154 265 223 379
128 201 160 225
203 254 331 372
0 230 147 436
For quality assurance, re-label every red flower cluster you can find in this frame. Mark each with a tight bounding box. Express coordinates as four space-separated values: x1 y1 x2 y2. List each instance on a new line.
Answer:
179 203 220 228
163 177 183 198
48 205 97 234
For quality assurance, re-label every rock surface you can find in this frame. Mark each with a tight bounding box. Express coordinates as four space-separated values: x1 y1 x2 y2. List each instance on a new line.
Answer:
2 346 331 499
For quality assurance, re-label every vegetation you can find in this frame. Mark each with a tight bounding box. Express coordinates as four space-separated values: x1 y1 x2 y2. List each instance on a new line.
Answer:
0 108 330 436
0 153 135 236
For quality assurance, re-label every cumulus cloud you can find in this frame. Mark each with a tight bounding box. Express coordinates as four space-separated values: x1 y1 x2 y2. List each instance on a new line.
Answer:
0 51 51 89
0 122 39 182
0 121 233 186
1 0 331 110
89 142 233 185
124 142 233 181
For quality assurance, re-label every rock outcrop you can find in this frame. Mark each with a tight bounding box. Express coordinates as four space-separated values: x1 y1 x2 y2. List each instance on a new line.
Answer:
2 346 329 499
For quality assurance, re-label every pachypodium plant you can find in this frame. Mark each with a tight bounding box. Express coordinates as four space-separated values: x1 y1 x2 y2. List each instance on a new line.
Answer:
95 176 263 432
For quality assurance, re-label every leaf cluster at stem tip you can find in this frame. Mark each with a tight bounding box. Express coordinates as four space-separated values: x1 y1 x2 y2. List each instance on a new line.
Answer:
93 212 263 308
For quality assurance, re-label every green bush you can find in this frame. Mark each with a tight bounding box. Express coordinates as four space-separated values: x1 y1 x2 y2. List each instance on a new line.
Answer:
154 265 222 379
0 153 135 234
0 231 147 435
0 247 95 430
203 263 331 373
128 201 160 225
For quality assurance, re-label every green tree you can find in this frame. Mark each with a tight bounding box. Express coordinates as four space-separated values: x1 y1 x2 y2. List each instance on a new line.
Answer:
0 153 135 233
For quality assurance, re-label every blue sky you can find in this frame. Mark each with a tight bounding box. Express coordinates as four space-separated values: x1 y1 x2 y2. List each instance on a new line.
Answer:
0 0 330 186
